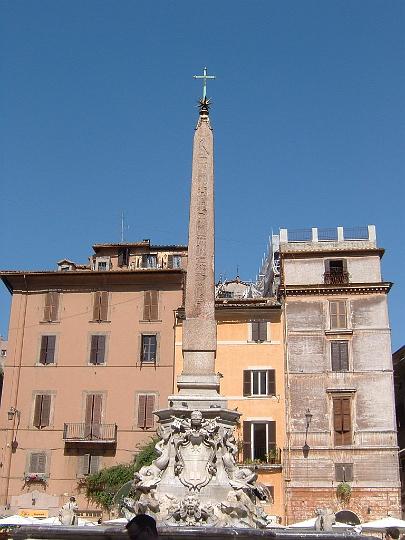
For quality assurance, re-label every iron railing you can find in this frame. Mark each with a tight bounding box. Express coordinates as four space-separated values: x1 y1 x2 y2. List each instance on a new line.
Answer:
323 271 350 285
63 423 117 443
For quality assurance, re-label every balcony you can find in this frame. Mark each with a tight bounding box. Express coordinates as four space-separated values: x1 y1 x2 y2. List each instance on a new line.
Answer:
63 423 117 444
323 271 350 285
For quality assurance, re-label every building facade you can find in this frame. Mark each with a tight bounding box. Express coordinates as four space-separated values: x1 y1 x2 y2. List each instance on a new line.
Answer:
393 345 405 517
174 278 286 522
261 225 400 523
0 240 187 516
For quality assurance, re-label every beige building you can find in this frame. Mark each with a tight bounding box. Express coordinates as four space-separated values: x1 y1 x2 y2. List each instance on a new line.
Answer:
261 225 400 524
0 240 187 516
175 278 286 522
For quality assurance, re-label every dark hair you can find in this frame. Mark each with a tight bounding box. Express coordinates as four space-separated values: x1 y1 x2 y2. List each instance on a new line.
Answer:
126 515 158 540
386 528 400 540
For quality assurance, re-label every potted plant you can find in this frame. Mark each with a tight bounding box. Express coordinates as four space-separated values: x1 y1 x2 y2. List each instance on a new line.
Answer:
336 481 351 503
266 447 280 464
24 472 47 484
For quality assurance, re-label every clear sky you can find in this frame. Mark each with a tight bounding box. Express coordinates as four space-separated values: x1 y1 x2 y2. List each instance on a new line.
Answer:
1 1 404 348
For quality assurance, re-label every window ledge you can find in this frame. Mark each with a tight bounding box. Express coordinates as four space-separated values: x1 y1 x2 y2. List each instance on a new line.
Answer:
35 363 57 367
140 320 162 323
39 321 60 324
89 320 111 324
325 329 353 335
87 363 107 367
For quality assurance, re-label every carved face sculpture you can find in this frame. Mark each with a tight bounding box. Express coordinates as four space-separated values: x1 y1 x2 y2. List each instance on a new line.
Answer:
190 410 203 428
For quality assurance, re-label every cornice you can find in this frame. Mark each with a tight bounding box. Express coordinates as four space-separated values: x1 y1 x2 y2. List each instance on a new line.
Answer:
279 282 392 296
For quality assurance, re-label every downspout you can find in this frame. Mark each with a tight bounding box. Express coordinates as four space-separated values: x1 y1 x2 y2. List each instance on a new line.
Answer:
281 253 292 525
2 274 28 505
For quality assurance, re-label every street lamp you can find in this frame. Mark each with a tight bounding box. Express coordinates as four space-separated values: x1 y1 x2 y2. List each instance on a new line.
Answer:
305 409 313 430
7 407 20 421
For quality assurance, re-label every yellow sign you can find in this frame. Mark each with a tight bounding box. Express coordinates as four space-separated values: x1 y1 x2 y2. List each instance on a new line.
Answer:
19 509 49 518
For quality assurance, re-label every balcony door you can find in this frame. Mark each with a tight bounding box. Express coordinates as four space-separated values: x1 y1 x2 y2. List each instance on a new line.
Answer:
84 394 103 439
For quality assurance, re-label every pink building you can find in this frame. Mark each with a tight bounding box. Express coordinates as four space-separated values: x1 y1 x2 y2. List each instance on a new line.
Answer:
0 240 187 517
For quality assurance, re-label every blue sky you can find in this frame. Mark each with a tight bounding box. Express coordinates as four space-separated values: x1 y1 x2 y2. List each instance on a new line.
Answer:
1 1 404 348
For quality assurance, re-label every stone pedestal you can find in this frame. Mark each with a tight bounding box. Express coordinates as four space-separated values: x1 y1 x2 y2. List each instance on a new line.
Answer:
127 407 275 528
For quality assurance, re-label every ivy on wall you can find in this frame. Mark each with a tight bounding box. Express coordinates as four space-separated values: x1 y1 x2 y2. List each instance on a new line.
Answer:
82 438 158 510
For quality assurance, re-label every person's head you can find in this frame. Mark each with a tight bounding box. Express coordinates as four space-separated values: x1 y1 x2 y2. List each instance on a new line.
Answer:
386 528 400 540
69 497 76 503
126 514 158 540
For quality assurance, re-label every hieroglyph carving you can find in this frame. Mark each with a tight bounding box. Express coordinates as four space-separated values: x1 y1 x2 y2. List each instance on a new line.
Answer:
195 138 210 308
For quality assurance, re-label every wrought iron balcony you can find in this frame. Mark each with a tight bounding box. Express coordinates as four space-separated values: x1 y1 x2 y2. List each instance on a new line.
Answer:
63 423 117 443
323 271 350 285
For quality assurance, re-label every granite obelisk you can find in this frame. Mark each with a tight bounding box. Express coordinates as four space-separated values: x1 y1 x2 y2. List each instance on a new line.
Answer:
175 88 223 404
128 72 273 528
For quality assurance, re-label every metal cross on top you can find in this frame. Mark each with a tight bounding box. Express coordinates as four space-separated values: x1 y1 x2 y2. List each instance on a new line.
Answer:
193 67 216 100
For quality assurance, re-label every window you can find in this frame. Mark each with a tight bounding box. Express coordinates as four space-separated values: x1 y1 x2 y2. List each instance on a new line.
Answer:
39 335 56 365
143 291 159 321
141 335 157 363
97 261 107 271
167 255 181 269
92 291 109 322
331 341 349 371
33 394 51 428
335 463 353 482
28 452 47 474
333 396 352 446
89 335 106 365
243 370 276 397
43 292 59 322
329 301 347 329
243 421 276 462
251 321 267 342
137 394 155 429
118 247 130 267
79 454 100 476
325 260 348 285
142 254 157 269
84 394 103 438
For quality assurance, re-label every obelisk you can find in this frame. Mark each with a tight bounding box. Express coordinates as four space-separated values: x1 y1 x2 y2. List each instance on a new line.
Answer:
129 72 273 527
175 75 223 405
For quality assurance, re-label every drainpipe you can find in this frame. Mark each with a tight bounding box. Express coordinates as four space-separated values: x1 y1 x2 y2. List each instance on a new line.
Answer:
2 275 28 506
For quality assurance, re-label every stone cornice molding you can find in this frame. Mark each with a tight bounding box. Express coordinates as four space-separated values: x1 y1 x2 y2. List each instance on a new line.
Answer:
280 282 392 296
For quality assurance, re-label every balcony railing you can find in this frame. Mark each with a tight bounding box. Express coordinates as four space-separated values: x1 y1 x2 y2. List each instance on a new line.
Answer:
63 423 117 443
323 271 350 285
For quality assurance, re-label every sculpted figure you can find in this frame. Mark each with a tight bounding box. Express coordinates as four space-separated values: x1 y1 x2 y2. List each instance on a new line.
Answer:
58 496 78 526
315 508 335 531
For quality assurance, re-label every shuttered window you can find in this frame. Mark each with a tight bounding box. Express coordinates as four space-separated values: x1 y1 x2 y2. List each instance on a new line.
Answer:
243 421 276 462
168 255 181 269
141 335 157 363
143 291 159 321
29 452 47 474
39 335 56 364
89 335 106 365
33 395 51 428
142 254 157 268
43 292 59 322
84 394 103 438
333 397 352 446
251 321 267 342
329 301 347 329
118 247 130 267
79 454 100 476
243 370 276 396
331 341 349 371
92 292 109 322
335 463 353 482
137 394 155 429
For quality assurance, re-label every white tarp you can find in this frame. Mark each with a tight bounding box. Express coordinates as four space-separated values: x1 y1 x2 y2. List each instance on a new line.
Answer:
361 517 405 531
0 515 40 525
289 517 352 529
